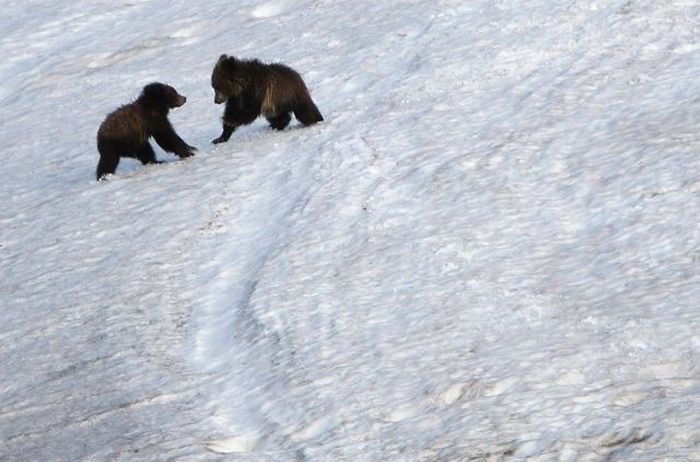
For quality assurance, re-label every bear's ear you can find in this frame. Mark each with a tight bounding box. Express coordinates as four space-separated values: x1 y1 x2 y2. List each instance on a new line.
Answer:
142 82 165 99
218 54 228 63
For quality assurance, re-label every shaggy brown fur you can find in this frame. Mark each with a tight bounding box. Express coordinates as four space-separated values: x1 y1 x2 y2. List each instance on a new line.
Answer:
96 83 196 180
211 55 323 143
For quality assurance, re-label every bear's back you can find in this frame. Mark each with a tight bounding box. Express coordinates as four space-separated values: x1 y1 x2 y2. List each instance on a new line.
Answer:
98 103 150 147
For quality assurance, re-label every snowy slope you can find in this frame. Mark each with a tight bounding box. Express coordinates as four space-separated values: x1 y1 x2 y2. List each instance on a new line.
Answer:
1 0 699 460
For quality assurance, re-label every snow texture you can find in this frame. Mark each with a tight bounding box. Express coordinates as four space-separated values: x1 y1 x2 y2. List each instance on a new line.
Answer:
1 0 699 460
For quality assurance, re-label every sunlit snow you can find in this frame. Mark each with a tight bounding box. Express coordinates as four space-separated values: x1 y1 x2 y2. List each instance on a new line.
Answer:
1 0 699 460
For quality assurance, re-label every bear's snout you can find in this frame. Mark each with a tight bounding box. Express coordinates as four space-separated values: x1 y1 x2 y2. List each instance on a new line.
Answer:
172 94 186 107
214 93 227 104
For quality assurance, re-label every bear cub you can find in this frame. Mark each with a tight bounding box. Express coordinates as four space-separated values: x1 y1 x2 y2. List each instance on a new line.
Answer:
96 82 196 180
211 55 323 144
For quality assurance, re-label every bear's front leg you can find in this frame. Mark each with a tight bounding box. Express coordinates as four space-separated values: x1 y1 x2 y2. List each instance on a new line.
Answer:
212 123 235 144
136 141 160 165
152 118 197 158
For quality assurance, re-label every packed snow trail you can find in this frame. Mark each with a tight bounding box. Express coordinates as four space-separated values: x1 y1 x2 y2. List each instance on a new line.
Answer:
1 0 699 460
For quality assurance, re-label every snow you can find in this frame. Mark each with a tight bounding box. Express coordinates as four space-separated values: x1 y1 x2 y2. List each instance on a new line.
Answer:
1 0 699 460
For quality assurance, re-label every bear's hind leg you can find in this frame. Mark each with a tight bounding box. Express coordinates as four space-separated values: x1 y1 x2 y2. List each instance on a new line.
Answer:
96 153 120 181
293 95 323 126
136 141 161 165
267 111 292 130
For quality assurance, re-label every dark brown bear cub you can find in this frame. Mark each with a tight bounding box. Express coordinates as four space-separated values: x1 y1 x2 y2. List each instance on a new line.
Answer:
211 55 323 144
96 82 196 180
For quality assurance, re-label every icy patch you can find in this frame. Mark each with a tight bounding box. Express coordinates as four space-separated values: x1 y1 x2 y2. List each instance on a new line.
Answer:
206 434 260 454
385 404 421 423
290 414 341 443
251 0 292 19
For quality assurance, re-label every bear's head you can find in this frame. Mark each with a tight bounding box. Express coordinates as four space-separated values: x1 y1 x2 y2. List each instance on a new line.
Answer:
211 54 245 104
140 82 187 112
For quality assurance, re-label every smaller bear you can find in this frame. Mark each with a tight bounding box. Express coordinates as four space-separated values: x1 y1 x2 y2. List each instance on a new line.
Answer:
96 82 196 180
211 55 323 144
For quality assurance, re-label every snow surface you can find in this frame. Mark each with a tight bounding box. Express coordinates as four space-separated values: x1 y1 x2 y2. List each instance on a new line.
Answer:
1 0 699 460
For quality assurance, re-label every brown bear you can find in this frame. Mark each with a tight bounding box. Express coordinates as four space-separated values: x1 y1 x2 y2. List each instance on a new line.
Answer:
96 82 197 180
210 55 323 144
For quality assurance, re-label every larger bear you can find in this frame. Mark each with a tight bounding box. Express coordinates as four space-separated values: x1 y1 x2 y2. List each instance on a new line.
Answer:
96 82 196 180
211 55 323 144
